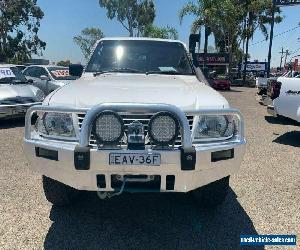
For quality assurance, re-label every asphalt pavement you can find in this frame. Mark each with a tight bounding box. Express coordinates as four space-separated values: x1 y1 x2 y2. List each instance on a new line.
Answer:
0 87 299 250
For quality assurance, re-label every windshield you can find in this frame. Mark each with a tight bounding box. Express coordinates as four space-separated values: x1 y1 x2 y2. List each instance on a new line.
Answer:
0 67 27 83
85 40 194 75
48 67 78 80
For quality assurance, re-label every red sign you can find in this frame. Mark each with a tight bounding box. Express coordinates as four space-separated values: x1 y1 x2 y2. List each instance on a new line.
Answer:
195 53 229 65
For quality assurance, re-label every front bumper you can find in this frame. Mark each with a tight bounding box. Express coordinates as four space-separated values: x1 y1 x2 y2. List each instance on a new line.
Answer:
24 103 246 193
0 102 41 119
24 139 246 192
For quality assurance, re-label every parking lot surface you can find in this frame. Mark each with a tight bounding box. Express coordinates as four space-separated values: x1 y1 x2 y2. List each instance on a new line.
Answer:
0 87 299 250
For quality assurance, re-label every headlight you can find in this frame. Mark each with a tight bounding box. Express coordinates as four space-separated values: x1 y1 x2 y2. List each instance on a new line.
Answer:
35 89 45 101
36 112 75 138
193 115 237 142
92 111 124 144
148 112 179 145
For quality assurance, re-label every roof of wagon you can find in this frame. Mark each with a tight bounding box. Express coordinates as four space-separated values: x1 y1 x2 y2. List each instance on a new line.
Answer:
99 37 187 47
0 64 17 68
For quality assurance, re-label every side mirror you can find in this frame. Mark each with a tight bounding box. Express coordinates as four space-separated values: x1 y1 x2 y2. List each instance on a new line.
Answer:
40 75 50 81
69 64 84 77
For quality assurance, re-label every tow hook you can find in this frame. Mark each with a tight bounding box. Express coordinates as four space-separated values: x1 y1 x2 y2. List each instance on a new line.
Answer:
97 177 127 200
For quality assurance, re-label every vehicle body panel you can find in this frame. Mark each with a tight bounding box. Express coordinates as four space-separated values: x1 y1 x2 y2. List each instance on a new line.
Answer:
211 79 231 90
0 65 43 118
272 77 300 122
47 73 229 110
23 65 76 95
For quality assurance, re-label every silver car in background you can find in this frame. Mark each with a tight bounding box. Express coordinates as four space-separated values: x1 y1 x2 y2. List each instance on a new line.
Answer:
23 65 78 95
0 64 45 119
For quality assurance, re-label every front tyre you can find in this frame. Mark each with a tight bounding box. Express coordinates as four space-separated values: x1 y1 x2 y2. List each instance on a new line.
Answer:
191 176 230 209
42 176 79 206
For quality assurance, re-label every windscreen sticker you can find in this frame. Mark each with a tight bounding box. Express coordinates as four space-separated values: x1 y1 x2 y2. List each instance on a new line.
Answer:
0 68 15 79
158 67 177 72
51 70 70 78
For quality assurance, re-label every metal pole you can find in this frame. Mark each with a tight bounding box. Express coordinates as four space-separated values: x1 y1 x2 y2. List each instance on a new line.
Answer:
267 6 275 78
279 47 284 70
284 50 289 65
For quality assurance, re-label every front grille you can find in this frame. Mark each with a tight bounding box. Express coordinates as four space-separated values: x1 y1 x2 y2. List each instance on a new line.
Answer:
77 112 194 148
0 97 36 105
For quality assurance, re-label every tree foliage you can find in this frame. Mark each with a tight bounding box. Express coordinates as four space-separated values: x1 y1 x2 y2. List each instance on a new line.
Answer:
57 60 71 67
73 27 104 60
99 0 155 37
0 0 46 63
143 25 178 40
179 0 283 69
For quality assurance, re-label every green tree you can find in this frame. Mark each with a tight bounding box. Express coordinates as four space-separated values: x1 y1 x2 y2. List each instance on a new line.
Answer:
73 27 104 60
57 60 71 67
241 0 283 80
179 0 216 69
99 0 155 37
0 0 46 63
143 25 178 39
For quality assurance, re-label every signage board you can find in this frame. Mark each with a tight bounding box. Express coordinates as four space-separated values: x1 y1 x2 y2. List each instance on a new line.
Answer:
273 0 300 6
194 53 229 65
240 62 267 72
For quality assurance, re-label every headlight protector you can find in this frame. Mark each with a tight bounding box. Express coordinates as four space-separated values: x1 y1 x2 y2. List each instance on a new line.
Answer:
193 115 239 142
36 112 75 138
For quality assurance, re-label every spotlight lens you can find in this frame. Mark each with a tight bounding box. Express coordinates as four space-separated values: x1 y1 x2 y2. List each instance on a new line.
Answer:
93 112 124 143
149 113 179 145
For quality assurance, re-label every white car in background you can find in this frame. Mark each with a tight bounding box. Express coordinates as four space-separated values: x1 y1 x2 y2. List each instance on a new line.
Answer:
24 38 246 209
267 77 300 123
23 65 78 95
0 64 44 119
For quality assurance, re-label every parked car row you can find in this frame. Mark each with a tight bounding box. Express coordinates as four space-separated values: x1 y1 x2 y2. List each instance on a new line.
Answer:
256 71 300 123
256 70 299 96
23 65 78 95
0 64 44 119
265 76 300 123
0 63 79 119
208 72 231 90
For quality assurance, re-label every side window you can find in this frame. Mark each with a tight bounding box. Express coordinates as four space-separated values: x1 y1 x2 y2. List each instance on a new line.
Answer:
23 67 36 77
34 67 48 78
40 68 49 77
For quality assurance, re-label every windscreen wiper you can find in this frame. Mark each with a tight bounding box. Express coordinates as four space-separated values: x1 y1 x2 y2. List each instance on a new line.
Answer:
94 68 143 77
146 70 186 75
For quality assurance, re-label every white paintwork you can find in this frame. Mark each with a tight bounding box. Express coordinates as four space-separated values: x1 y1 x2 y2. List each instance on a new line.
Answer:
45 73 229 110
273 77 300 122
24 37 246 193
0 83 40 100
23 65 74 94
24 138 246 192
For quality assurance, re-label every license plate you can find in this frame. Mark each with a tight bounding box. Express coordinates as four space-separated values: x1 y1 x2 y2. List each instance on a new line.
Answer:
109 153 161 166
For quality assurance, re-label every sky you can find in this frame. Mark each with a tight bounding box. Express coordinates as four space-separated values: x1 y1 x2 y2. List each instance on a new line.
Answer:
35 0 300 67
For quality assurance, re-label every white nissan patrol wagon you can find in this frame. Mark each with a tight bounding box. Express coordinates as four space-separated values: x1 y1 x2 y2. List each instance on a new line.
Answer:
24 38 246 208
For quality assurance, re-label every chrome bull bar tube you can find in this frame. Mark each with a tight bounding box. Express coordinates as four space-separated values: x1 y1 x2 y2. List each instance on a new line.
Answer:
25 104 245 147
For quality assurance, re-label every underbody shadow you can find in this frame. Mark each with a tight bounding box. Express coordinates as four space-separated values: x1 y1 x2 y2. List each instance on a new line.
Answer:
264 116 298 126
273 131 300 147
44 188 262 250
0 117 25 129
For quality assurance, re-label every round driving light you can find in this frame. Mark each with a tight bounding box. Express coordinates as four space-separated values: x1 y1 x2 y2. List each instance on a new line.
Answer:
148 112 179 145
92 111 124 144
